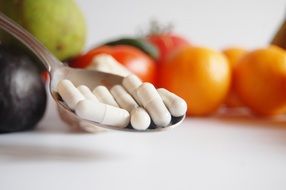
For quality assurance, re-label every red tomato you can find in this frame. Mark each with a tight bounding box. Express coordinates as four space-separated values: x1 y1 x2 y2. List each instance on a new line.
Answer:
69 45 156 83
147 34 189 86
41 71 49 82
147 34 189 63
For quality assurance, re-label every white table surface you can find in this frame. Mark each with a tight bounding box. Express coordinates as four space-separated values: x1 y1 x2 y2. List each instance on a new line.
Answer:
1 0 286 189
1 97 286 190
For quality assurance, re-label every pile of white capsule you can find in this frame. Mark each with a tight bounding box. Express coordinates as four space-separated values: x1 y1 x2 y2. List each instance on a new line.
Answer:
56 72 187 131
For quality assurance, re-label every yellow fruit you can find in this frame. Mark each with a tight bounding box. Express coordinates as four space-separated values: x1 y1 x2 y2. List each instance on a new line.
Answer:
234 46 286 115
160 46 231 116
222 47 247 107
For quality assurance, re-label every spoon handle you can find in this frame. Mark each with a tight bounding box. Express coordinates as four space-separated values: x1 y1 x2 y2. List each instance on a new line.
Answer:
0 12 62 72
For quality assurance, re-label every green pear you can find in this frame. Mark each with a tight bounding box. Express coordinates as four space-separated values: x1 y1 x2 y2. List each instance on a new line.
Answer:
0 0 86 61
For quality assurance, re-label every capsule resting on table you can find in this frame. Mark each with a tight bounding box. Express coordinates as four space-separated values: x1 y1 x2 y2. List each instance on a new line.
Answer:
130 107 151 131
157 88 187 117
75 100 130 128
77 85 98 102
122 74 142 103
93 85 119 107
136 83 171 127
57 79 84 109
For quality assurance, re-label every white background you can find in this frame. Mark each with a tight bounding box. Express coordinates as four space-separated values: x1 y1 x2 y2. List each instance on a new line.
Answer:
1 0 286 190
80 0 285 50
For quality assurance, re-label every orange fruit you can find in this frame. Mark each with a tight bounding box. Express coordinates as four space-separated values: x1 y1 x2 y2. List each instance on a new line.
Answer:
222 47 247 107
160 46 231 116
234 46 286 116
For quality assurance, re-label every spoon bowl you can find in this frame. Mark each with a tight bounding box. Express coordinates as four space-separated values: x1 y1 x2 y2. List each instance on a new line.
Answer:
0 13 185 132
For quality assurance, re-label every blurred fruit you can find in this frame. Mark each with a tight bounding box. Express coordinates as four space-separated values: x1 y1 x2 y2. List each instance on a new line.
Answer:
0 46 47 133
147 34 189 63
41 71 49 82
234 46 286 115
223 48 247 67
271 18 286 49
104 37 159 60
69 45 156 83
147 33 189 86
223 47 247 107
0 0 86 61
160 46 231 116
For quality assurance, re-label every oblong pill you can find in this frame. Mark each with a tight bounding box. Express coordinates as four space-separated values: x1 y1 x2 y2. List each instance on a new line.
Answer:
110 85 138 112
75 100 130 128
93 86 119 107
90 54 131 77
88 54 113 72
122 74 143 104
130 107 151 131
57 79 84 109
157 88 187 117
77 85 98 102
136 83 171 127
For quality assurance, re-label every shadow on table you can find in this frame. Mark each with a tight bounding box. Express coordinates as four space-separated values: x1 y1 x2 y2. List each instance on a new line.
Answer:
211 108 286 145
0 142 120 162
214 108 286 130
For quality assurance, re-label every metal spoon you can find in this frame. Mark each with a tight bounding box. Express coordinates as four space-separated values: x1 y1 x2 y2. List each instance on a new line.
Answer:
0 12 185 132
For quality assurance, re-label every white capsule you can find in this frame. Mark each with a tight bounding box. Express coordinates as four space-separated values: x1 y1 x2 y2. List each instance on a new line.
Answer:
56 80 84 109
110 84 151 131
89 54 131 77
157 88 187 117
110 85 138 112
93 86 119 107
75 100 130 128
136 83 171 127
130 107 151 131
122 74 143 103
77 85 98 102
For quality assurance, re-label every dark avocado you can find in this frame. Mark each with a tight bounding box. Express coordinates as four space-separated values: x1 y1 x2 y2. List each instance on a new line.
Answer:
0 46 47 133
